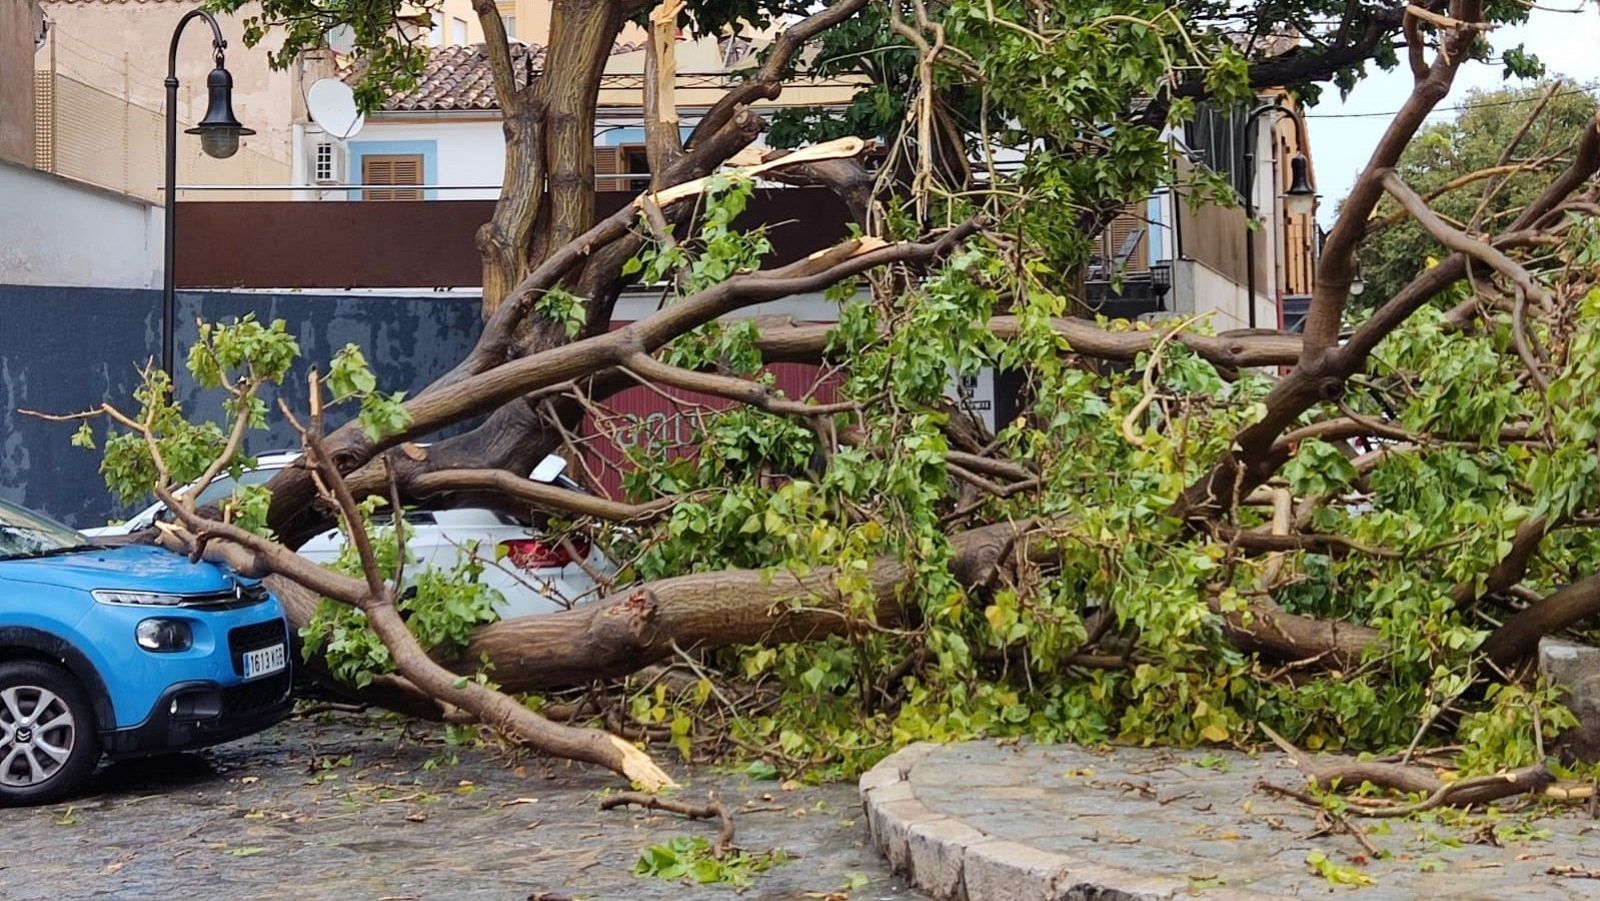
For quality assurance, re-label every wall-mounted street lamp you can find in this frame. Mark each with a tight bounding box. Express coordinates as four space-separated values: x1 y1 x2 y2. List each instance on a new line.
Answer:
1241 99 1316 329
162 10 254 380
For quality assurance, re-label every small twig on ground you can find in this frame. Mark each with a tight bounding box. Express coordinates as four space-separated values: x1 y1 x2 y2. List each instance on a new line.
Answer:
600 792 736 859
1256 780 1382 858
1548 865 1600 879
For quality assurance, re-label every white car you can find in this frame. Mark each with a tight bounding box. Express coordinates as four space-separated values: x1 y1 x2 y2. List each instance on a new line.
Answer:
82 452 614 619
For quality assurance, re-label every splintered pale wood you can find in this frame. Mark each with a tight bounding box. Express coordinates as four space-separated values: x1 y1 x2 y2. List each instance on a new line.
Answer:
649 0 684 128
638 137 868 209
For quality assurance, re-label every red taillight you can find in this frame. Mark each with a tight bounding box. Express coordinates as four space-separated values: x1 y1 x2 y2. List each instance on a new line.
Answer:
500 536 590 570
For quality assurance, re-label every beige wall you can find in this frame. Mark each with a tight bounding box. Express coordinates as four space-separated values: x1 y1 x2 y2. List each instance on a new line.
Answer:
416 0 486 44
598 36 862 109
411 0 550 46
39 0 295 173
0 0 39 165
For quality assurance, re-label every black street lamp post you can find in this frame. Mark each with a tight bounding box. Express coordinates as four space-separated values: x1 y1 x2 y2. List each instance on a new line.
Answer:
162 11 253 380
1241 100 1316 330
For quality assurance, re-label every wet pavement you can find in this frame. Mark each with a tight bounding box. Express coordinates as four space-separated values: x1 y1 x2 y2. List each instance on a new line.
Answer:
0 711 921 900
862 740 1600 900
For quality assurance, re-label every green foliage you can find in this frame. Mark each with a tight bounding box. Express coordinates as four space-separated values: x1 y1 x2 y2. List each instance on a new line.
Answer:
207 0 433 112
189 315 300 389
590 196 1600 780
1304 849 1374 887
626 175 772 294
1356 80 1598 306
633 835 787 888
328 344 411 441
90 316 298 505
90 0 1588 797
212 0 804 115
299 502 502 689
1282 439 1357 499
533 287 588 339
1455 681 1577 776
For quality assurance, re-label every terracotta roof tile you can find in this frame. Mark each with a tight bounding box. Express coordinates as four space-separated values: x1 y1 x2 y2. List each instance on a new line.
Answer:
353 41 642 113
363 42 544 112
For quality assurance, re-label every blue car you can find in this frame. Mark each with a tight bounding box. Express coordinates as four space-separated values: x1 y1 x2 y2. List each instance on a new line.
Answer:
0 497 292 806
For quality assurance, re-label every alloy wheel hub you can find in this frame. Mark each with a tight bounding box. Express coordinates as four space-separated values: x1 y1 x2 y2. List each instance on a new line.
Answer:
0 685 76 787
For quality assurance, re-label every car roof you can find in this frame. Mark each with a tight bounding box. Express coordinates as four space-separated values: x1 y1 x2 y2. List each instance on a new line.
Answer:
223 453 523 523
251 452 303 466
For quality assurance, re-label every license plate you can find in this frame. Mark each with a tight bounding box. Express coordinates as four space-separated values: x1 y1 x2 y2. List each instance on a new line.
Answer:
242 643 287 679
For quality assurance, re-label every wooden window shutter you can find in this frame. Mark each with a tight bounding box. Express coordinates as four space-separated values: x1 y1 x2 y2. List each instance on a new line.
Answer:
1105 206 1149 274
593 146 625 192
362 154 424 201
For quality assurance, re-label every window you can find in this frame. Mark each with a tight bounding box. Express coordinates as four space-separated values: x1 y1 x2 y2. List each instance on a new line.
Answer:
313 142 335 183
452 17 468 44
361 154 424 201
594 144 651 193
1184 102 1251 198
500 9 517 39
429 22 442 46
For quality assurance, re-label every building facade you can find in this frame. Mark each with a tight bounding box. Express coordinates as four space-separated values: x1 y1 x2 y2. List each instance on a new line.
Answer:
1087 96 1319 334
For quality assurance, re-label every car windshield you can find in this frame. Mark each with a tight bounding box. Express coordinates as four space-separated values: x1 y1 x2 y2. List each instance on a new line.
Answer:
190 466 281 509
0 498 92 560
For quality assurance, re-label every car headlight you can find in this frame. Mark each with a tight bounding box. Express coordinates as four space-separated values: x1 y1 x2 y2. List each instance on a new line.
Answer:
136 618 192 652
93 590 189 607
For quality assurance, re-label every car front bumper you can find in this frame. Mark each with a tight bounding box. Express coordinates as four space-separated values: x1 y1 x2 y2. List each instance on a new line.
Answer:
101 672 293 757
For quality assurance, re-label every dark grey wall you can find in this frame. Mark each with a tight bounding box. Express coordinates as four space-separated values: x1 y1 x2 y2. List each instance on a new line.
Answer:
0 285 482 527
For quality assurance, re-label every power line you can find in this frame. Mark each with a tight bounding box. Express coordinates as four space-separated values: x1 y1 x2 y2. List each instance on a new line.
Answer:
1303 80 1600 119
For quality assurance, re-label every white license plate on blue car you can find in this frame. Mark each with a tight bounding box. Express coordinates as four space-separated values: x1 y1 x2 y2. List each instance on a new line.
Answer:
242 643 287 679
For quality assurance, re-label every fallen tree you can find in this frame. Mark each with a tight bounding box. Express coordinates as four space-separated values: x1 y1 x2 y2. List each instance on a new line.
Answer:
51 0 1600 787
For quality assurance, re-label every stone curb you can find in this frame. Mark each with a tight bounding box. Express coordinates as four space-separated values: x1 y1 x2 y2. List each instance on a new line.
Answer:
859 747 1275 901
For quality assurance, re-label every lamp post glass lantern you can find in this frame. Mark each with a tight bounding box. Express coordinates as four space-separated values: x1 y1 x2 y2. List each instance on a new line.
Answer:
162 11 253 382
1240 99 1315 330
1282 155 1316 218
188 63 253 160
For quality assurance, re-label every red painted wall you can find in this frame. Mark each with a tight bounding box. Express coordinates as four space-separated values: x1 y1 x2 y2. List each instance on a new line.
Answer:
577 340 838 499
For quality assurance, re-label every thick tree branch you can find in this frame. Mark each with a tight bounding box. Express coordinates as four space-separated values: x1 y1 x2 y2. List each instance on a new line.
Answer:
1380 169 1553 390
1301 3 1484 354
1481 572 1600 668
622 352 862 417
470 0 522 114
408 468 680 523
748 317 1304 369
1176 4 1501 523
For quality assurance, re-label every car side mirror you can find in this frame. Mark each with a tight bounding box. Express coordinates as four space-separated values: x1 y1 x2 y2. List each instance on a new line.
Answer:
531 455 568 484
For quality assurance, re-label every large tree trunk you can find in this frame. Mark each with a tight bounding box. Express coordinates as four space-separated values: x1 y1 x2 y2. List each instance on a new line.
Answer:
264 521 1027 695
476 0 625 319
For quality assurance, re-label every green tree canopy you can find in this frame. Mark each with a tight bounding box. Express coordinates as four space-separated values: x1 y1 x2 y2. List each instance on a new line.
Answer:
1357 79 1598 305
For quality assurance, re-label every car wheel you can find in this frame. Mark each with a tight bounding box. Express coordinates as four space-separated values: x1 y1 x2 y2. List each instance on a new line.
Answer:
0 661 100 807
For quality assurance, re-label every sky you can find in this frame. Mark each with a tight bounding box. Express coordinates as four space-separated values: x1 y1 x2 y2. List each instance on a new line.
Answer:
1306 2 1600 227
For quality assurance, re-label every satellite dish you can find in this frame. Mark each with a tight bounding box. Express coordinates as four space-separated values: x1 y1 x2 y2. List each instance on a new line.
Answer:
325 24 357 55
306 78 365 140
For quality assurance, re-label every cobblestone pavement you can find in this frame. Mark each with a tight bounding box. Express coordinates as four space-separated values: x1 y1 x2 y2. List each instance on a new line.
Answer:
0 712 921 901
862 741 1600 900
